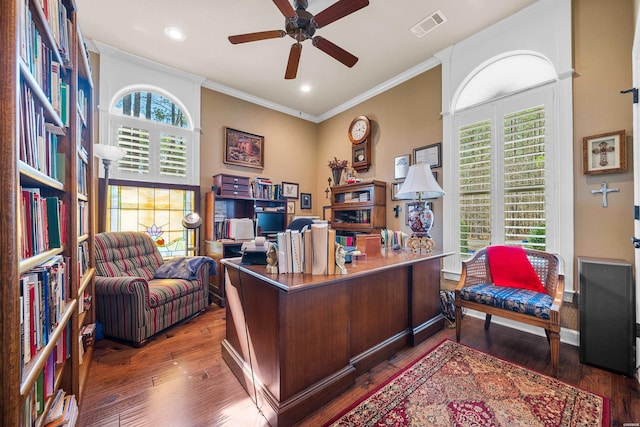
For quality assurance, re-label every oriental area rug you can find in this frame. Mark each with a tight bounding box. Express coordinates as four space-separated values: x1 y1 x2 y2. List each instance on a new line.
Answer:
324 340 609 427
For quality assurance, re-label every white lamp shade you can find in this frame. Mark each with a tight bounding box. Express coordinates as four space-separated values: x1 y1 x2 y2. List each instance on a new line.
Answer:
395 163 445 200
94 144 127 162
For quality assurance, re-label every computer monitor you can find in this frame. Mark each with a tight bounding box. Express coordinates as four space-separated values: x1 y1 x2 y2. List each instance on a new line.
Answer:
256 212 285 236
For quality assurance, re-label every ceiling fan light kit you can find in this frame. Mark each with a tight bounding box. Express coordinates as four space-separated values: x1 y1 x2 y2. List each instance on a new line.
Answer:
229 0 369 79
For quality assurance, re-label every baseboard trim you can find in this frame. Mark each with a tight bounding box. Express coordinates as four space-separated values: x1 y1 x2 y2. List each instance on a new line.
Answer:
463 309 579 347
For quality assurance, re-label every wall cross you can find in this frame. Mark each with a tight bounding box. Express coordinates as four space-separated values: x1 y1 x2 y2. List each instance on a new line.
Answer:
591 181 619 207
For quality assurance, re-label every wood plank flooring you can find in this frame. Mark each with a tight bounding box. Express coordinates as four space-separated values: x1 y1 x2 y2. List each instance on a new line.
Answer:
77 304 640 426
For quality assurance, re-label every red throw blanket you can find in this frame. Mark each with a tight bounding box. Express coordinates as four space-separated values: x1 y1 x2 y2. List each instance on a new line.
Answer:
487 246 546 293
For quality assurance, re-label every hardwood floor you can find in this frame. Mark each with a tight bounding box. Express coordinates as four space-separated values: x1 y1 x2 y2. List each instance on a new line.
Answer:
78 304 639 427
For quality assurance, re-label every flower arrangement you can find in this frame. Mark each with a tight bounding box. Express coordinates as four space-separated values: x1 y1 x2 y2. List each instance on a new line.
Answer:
328 157 349 170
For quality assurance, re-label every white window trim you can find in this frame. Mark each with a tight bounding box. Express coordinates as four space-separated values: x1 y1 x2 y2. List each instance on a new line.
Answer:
436 0 574 293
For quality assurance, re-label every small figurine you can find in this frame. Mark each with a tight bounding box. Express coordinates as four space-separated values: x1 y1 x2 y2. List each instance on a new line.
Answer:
266 242 279 274
335 243 347 275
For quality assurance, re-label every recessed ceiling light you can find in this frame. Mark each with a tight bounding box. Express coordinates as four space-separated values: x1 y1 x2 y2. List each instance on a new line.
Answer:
164 27 186 41
300 84 312 93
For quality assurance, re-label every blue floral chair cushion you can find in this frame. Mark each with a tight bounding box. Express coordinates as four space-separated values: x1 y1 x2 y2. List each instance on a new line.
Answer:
459 283 553 319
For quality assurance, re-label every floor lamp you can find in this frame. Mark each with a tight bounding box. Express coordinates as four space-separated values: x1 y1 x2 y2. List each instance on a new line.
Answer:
94 144 127 232
395 163 445 253
182 212 202 256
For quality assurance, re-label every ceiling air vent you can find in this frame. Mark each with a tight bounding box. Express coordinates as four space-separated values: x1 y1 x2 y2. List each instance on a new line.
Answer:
410 10 447 38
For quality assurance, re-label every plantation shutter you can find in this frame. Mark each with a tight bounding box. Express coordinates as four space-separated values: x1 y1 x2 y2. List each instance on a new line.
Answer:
502 105 546 249
159 133 187 177
117 125 150 174
458 119 492 256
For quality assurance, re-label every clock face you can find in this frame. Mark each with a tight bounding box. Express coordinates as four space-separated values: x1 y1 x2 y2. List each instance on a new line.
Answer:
351 120 368 140
349 115 370 144
355 148 365 162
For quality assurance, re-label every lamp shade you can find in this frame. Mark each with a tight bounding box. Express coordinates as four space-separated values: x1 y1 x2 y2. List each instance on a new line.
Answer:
395 163 445 200
94 144 127 162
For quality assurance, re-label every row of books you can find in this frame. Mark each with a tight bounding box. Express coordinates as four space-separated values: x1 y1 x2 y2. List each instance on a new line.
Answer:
216 218 255 240
42 390 78 427
334 190 370 204
19 82 67 181
78 200 90 236
333 210 372 224
21 0 72 66
336 235 356 247
20 255 69 367
275 224 339 275
381 229 409 249
20 189 66 260
251 178 283 200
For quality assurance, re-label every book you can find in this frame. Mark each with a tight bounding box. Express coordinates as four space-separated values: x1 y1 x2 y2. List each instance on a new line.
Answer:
311 223 328 275
45 197 62 248
303 229 312 274
327 229 336 275
276 232 288 273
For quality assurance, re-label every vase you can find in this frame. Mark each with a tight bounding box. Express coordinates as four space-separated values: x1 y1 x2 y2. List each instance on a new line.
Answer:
332 168 344 185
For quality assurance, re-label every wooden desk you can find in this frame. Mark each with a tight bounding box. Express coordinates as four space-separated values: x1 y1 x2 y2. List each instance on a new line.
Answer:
221 250 452 426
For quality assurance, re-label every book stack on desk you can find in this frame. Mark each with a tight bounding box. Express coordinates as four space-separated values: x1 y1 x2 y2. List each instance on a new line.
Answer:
276 223 337 275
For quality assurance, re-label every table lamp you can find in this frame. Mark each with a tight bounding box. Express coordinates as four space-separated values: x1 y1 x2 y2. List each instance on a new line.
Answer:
182 212 202 256
94 144 127 232
395 163 445 253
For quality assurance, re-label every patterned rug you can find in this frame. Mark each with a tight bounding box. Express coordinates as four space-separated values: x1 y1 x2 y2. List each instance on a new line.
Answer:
324 340 609 426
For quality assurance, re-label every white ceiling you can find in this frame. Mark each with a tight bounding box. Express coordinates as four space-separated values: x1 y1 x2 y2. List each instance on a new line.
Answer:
76 0 537 120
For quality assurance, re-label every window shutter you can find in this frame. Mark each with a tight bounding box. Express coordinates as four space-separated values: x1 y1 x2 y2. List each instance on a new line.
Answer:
159 133 187 177
503 105 546 249
458 119 492 256
117 125 150 174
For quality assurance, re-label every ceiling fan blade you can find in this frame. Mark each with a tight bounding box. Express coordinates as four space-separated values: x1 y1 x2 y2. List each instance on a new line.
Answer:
312 36 358 68
285 43 303 79
314 0 369 28
228 30 286 44
273 0 296 19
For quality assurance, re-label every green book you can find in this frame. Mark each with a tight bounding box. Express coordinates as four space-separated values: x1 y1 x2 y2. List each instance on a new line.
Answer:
45 197 62 248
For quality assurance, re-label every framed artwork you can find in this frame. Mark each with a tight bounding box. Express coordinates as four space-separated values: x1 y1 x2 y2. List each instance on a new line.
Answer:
282 181 299 199
406 202 432 226
287 200 296 214
323 205 332 221
391 182 403 201
583 130 626 175
223 127 264 169
394 154 410 180
301 193 312 209
413 143 442 168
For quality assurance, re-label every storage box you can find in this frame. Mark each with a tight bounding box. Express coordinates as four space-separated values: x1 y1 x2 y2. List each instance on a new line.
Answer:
356 234 381 257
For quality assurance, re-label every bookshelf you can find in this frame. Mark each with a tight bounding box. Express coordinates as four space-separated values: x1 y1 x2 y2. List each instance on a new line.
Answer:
1 0 95 424
331 180 387 234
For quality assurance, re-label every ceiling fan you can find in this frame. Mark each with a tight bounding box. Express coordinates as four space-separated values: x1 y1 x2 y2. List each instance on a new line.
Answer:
228 0 369 79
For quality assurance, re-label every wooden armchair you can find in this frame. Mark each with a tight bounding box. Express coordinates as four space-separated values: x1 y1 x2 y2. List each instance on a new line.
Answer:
454 246 564 376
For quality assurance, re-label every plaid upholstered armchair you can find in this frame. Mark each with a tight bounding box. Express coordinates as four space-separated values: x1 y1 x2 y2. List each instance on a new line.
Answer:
94 232 215 346
455 246 564 376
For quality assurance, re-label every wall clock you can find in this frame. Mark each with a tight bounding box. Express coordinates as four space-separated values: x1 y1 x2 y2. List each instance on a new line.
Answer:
348 115 371 144
349 116 371 172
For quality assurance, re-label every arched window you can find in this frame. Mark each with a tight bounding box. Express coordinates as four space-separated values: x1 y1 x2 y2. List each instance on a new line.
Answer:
96 45 203 255
109 88 194 183
452 53 555 261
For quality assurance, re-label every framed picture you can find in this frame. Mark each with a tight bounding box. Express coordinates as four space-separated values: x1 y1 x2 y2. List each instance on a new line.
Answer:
282 181 299 199
406 202 432 226
223 127 264 169
301 193 312 209
287 200 296 214
323 205 332 222
413 143 442 168
391 182 404 201
583 130 626 175
394 154 410 180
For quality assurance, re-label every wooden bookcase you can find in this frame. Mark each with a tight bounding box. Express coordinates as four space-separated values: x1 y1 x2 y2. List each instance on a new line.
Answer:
1 0 95 424
331 180 387 233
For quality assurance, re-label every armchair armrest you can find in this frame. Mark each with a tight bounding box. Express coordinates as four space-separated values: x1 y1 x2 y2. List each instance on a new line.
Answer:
95 276 150 295
456 249 490 291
